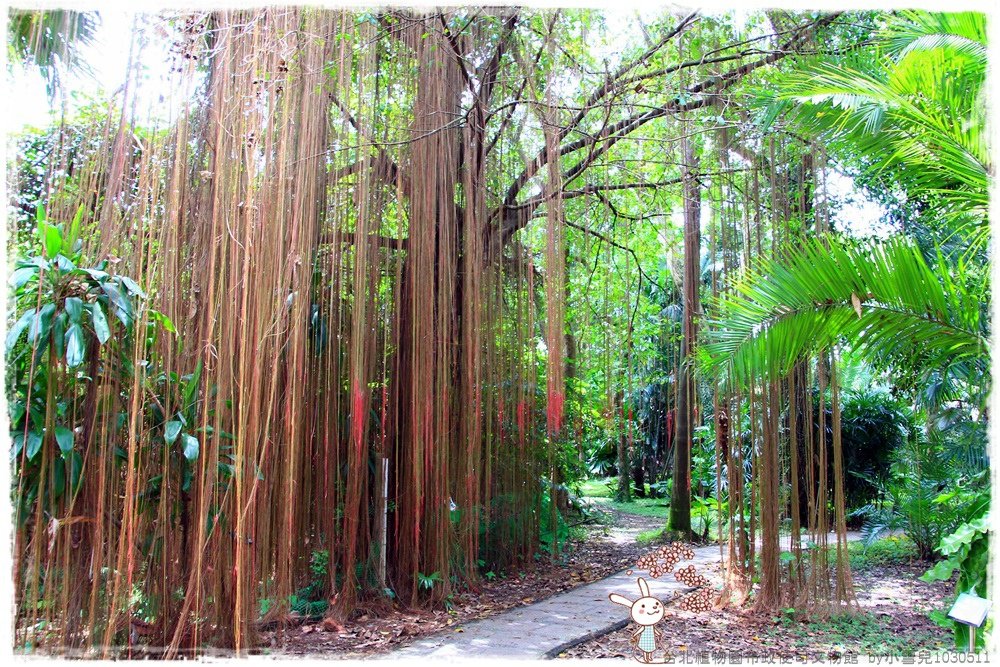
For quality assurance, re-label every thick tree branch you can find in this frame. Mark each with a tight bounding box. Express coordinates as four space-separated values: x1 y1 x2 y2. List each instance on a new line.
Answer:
484 12 558 156
331 154 403 189
510 169 750 212
319 231 407 251
330 94 412 196
437 13 477 92
494 12 842 245
498 12 698 208
476 13 519 117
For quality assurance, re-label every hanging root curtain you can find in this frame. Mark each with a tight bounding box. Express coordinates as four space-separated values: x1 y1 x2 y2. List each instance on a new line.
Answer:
9 8 553 655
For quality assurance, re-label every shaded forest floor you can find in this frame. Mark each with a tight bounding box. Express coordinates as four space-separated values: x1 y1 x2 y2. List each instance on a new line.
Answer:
266 501 654 656
266 499 953 659
560 562 952 660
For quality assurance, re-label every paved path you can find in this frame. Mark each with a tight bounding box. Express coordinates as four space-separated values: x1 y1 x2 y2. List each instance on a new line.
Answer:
391 544 720 660
390 530 864 661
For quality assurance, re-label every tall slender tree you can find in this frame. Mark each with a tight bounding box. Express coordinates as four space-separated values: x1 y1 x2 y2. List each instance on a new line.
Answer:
669 134 700 537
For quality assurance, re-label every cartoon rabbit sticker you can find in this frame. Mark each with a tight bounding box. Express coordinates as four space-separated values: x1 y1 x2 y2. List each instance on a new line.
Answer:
609 577 665 663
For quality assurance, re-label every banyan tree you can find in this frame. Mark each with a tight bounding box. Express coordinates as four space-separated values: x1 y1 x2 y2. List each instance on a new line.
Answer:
7 6 863 656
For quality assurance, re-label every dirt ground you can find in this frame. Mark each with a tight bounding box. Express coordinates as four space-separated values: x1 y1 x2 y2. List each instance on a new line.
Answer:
559 563 953 661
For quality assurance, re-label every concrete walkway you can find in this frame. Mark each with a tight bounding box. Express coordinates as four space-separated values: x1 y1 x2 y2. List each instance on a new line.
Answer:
390 531 863 661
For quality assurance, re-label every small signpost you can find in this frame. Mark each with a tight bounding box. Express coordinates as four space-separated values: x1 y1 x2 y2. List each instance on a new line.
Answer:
947 592 990 652
376 457 389 589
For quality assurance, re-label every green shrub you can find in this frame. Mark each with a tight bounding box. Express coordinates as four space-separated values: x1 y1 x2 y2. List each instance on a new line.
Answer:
855 439 982 559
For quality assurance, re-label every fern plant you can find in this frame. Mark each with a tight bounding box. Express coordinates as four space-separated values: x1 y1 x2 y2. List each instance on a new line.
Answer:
854 437 986 560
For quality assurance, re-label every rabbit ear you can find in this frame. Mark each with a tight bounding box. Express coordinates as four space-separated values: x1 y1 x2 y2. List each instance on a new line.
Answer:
609 593 633 607
637 577 650 597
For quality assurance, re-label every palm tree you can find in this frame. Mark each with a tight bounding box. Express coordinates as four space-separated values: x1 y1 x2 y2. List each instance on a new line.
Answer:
7 10 99 100
669 136 701 537
710 10 990 403
764 11 989 256
733 14 990 645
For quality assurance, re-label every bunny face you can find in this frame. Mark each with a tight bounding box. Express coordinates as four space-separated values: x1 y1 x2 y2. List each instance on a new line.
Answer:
629 595 664 625
609 577 665 627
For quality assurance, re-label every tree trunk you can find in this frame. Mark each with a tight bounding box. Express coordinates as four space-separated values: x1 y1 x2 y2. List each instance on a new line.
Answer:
670 137 700 537
632 455 646 498
553 247 574 514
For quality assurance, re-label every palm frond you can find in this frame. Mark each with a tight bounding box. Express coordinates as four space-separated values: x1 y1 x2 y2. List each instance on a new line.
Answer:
700 236 988 400
7 10 99 99
886 11 987 62
761 11 989 248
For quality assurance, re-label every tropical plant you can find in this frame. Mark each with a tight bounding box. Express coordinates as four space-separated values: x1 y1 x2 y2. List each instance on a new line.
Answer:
838 388 913 512
706 10 991 622
852 437 984 559
921 510 990 650
700 235 989 410
416 571 443 592
137 360 207 558
586 435 618 477
7 206 149 519
766 10 989 254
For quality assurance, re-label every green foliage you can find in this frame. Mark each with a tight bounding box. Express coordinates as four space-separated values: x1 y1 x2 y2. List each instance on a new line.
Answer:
586 435 618 478
605 497 670 521
767 11 989 254
921 511 990 651
416 571 443 591
291 550 331 616
7 206 151 522
595 498 670 521
855 438 987 560
8 10 99 99
838 388 913 511
577 478 671 520
636 527 667 545
539 484 571 554
701 235 988 410
259 550 331 619
8 105 118 254
691 495 726 541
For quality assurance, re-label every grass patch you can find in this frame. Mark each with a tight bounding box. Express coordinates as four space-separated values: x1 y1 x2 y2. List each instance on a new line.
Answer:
576 477 614 499
847 535 918 570
768 609 944 656
768 536 920 580
636 527 668 544
576 477 670 518
602 497 670 519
